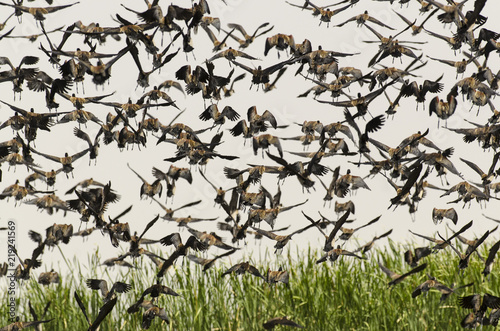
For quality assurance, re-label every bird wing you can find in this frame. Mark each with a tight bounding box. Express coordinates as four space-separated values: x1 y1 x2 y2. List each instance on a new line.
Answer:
458 294 480 309
187 254 210 266
90 297 117 331
127 163 148 184
378 262 399 279
227 23 248 37
221 106 241 121
375 229 393 241
86 279 108 297
29 148 61 163
231 60 255 74
367 15 395 30
221 263 241 276
354 215 382 232
70 148 90 161
250 227 277 240
460 157 486 177
74 291 91 326
160 232 182 248
199 170 218 191
389 263 427 286
484 239 500 268
325 210 351 251
409 230 439 243
185 235 209 251
138 214 160 241
246 264 265 279
111 281 132 294
390 163 422 205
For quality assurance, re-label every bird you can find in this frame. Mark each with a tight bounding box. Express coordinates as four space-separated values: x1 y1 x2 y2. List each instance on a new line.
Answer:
482 239 500 278
207 46 259 62
354 229 393 254
24 167 64 190
253 134 283 158
151 197 201 220
398 75 444 110
424 28 462 51
427 55 473 78
459 293 500 324
85 279 132 303
432 207 458 225
335 10 395 30
302 1 351 27
251 222 315 253
141 306 170 329
159 232 207 262
0 2 79 22
0 318 53 331
65 177 105 195
379 262 427 287
139 280 180 303
338 215 381 241
417 147 463 183
344 110 386 155
0 100 63 141
187 249 237 271
73 128 100 165
202 26 235 52
264 67 287 92
393 8 438 35
424 0 467 24
100 255 136 269
317 245 366 264
335 169 371 197
409 220 473 252
439 228 490 271
460 157 497 185
264 33 296 56
74 290 117 331
411 274 453 299
266 267 289 284
199 170 236 207
128 163 163 199
38 269 59 285
187 226 237 251
77 42 134 86
404 246 432 267
429 94 458 127
225 22 273 48
221 261 265 280
199 104 240 129
231 58 294 88
29 148 89 178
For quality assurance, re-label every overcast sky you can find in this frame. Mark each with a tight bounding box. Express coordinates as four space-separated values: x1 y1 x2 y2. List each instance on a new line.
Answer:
1 0 500 280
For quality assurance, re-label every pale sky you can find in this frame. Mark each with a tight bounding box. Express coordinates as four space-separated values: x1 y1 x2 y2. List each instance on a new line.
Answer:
1 0 500 280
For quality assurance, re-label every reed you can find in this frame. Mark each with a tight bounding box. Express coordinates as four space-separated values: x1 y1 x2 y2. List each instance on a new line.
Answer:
1 242 498 330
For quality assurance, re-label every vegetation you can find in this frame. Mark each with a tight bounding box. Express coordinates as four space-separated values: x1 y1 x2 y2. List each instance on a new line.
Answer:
1 241 498 330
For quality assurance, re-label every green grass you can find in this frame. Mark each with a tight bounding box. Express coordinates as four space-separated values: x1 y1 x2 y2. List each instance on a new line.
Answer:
1 241 499 330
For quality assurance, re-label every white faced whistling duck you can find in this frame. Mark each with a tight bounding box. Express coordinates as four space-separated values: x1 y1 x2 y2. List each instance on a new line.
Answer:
379 262 427 287
0 2 79 22
482 239 500 278
226 22 273 49
221 261 265 280
187 248 237 271
432 207 458 224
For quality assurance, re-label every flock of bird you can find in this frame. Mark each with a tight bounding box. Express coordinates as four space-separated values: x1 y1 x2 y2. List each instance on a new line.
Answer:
1 0 500 329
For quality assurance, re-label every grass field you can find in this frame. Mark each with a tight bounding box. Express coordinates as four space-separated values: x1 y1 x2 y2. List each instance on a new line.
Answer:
1 241 499 330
